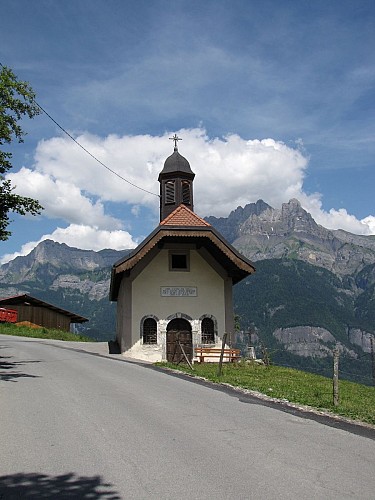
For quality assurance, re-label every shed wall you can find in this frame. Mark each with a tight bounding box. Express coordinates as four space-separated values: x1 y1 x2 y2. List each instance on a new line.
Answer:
10 305 71 331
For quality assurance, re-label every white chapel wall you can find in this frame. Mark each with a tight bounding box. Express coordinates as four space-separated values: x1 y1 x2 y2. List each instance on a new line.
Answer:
127 247 226 359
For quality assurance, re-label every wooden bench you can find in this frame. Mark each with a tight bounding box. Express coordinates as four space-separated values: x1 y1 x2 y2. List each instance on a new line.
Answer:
195 347 241 363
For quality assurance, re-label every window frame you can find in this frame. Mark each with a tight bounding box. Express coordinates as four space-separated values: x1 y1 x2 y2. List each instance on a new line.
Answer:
169 250 190 272
142 317 158 345
201 317 215 344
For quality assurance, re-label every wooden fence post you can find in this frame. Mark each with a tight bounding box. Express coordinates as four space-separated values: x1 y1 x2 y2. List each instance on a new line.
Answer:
371 336 375 387
333 347 339 407
217 333 228 377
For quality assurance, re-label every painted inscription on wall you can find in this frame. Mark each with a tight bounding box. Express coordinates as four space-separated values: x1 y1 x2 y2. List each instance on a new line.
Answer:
160 286 197 297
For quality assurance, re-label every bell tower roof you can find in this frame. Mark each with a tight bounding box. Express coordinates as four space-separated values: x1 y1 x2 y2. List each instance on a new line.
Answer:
158 134 194 180
158 134 195 221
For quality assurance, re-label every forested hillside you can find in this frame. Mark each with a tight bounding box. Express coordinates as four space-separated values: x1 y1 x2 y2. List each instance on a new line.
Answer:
234 259 374 384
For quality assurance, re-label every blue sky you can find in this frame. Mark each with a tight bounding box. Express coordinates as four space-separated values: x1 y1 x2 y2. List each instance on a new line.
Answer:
1 0 374 263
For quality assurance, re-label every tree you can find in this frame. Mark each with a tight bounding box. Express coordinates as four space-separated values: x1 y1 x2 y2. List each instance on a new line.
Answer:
0 65 43 240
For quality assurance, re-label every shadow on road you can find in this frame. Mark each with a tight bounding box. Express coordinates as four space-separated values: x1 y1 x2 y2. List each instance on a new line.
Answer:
0 472 121 499
0 355 41 382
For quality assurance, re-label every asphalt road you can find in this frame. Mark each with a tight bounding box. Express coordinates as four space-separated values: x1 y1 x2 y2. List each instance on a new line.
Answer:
1 335 375 500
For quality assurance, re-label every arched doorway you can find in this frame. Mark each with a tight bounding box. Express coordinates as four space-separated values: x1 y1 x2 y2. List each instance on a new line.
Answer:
166 318 193 363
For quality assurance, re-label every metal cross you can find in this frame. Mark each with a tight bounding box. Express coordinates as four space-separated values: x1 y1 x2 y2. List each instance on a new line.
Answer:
169 134 182 149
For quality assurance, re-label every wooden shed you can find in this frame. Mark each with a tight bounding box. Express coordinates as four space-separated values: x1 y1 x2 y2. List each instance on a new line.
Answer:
0 294 88 331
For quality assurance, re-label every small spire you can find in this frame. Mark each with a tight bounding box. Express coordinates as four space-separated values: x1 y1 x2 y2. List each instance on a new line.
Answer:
169 133 182 151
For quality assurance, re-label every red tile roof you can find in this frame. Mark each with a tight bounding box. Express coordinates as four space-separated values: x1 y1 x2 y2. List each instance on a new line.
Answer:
160 204 211 227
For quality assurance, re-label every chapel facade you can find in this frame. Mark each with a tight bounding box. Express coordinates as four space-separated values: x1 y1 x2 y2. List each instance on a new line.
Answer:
109 138 255 362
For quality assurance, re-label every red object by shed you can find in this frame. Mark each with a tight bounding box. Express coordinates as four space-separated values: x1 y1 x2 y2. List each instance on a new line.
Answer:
0 308 18 323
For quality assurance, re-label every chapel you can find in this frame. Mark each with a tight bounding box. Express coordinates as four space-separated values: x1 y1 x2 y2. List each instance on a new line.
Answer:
109 136 255 362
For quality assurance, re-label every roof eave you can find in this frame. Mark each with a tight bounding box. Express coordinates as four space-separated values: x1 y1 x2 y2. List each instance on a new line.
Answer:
110 226 255 301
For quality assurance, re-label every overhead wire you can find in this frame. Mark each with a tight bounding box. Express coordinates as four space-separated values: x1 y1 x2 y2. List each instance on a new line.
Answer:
0 61 160 198
35 101 160 198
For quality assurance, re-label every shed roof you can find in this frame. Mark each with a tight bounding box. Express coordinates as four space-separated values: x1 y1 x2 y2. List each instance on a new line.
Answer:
0 294 88 323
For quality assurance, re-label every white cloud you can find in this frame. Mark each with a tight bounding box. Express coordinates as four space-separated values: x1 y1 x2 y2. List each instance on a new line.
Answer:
0 224 137 265
187 134 308 218
361 215 375 234
4 127 375 264
15 127 310 219
44 224 138 250
6 167 123 229
32 133 162 207
313 208 374 235
297 192 375 235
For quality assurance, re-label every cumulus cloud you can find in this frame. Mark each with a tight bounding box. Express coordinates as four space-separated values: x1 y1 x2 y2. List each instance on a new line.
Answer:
9 127 310 218
297 192 375 235
32 133 163 207
314 208 375 235
0 224 137 265
6 167 123 229
187 134 308 217
3 127 374 263
360 215 375 234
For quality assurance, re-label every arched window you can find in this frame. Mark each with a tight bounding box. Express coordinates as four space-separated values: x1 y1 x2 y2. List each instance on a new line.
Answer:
143 318 157 344
201 317 215 344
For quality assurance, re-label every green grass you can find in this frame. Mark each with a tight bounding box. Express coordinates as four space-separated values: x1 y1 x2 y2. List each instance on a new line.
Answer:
157 361 375 426
0 323 93 342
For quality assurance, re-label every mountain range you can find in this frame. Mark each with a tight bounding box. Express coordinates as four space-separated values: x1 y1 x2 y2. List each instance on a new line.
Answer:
206 198 375 276
1 199 374 383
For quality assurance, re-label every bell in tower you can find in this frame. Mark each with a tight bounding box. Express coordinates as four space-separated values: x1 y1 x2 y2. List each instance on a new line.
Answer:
158 135 195 221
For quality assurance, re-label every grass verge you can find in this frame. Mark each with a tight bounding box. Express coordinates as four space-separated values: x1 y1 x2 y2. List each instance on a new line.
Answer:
157 361 375 426
0 323 93 342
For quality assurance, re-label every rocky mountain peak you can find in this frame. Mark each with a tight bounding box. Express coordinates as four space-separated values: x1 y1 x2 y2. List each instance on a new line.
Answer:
206 199 375 276
280 199 317 233
237 199 320 239
32 240 69 264
205 199 272 242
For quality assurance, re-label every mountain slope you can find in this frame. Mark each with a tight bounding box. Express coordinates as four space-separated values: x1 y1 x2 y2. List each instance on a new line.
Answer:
233 258 374 383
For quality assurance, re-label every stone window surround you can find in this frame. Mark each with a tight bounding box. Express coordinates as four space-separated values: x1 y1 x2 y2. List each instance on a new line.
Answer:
199 313 218 345
140 314 159 345
140 312 219 358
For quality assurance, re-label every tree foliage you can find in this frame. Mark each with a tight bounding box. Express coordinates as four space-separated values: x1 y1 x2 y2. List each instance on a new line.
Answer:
0 65 43 240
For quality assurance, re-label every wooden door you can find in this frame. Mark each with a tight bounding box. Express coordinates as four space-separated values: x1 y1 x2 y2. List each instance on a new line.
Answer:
166 318 193 363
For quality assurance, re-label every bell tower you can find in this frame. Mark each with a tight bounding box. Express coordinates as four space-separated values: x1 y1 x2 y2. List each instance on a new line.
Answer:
158 134 195 221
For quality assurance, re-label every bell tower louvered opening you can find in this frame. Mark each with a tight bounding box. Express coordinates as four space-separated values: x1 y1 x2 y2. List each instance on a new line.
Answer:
182 180 191 205
165 180 176 204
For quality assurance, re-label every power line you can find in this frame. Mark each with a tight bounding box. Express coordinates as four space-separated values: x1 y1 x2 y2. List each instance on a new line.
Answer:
35 101 160 198
1 62 160 198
